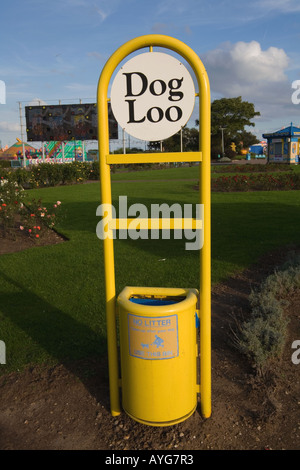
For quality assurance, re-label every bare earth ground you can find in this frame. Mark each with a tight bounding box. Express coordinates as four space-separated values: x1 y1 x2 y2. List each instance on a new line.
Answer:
0 226 299 451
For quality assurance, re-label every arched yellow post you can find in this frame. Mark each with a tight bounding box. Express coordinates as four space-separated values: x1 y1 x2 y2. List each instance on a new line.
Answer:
97 34 211 419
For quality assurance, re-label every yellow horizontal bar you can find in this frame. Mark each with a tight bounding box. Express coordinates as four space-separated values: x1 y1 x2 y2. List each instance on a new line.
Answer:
106 151 202 164
109 218 202 230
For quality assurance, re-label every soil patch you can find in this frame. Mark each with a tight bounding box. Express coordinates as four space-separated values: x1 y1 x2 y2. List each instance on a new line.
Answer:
0 223 67 255
0 237 299 450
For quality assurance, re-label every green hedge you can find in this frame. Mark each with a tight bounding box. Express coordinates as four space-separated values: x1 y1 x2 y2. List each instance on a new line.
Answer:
0 160 11 169
0 161 100 188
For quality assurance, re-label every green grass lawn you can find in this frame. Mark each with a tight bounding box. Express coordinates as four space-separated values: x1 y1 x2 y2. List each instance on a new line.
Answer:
111 165 200 181
0 172 299 375
110 163 300 181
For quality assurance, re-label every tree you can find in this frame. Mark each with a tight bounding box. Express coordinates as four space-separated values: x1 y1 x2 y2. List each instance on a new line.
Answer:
148 126 199 153
235 130 260 152
211 96 259 134
197 96 260 158
212 96 260 158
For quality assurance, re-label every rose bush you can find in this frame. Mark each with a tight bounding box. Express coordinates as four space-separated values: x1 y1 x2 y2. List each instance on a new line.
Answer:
0 176 62 241
211 172 300 192
21 198 62 240
212 163 293 173
0 161 99 189
0 177 26 237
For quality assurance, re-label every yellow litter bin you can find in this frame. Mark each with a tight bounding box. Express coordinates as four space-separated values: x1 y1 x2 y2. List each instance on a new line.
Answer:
117 286 199 426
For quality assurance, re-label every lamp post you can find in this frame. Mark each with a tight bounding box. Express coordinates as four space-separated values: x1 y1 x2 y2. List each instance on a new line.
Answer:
220 126 226 158
18 102 26 168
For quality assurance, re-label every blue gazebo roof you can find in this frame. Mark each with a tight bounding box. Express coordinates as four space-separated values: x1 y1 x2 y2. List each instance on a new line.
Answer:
263 122 300 139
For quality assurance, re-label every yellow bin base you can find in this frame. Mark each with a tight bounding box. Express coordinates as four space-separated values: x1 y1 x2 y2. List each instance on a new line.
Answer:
117 286 199 426
124 405 197 427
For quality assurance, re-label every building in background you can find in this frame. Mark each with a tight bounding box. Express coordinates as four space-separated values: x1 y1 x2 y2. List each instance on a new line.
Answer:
263 123 300 164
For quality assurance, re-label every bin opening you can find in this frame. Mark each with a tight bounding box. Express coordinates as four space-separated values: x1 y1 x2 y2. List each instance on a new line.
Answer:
129 295 186 306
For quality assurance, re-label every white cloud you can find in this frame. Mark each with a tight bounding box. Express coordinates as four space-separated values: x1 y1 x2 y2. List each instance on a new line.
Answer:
157 0 189 15
202 41 298 125
92 0 124 22
28 98 48 106
257 0 300 13
0 122 20 132
203 41 289 90
64 82 96 96
87 51 104 60
151 23 169 34
94 6 108 21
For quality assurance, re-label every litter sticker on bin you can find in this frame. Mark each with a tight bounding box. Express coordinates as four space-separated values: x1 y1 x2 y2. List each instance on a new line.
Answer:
128 314 178 360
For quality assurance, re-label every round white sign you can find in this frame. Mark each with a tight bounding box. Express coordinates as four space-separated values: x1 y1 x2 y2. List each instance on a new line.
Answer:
110 52 195 142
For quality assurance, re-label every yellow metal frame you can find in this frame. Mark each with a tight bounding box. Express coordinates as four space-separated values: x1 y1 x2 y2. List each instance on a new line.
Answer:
107 151 202 164
97 34 211 419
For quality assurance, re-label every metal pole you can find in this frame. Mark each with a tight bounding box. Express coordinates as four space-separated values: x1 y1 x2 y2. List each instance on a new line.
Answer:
18 102 26 168
180 127 183 152
220 126 226 157
123 128 126 154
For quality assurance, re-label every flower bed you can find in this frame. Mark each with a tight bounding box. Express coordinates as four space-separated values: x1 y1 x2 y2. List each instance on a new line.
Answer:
0 177 61 241
212 163 293 173
211 173 300 192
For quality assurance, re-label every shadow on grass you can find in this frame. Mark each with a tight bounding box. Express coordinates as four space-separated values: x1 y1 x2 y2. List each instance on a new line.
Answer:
0 270 110 408
57 192 300 286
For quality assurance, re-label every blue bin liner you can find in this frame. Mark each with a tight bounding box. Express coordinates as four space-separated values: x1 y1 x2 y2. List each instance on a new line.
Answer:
129 297 179 306
129 296 200 327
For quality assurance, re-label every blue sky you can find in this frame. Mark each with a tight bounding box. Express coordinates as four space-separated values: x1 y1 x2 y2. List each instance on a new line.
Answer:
1 0 300 149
